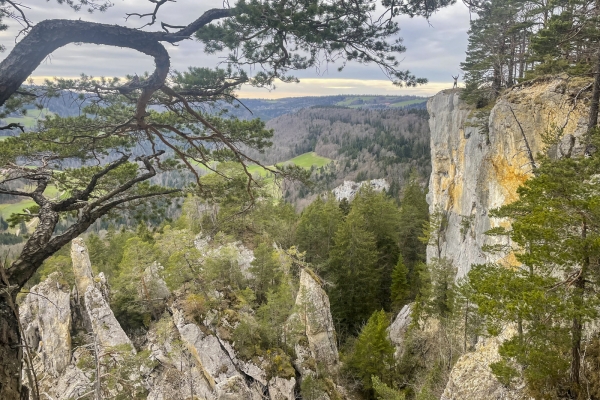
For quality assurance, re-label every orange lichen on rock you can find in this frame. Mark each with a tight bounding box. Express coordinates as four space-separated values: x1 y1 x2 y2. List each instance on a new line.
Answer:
490 155 530 205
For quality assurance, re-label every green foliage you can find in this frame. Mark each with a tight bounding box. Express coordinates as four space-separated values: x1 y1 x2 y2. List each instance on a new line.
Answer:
397 176 429 301
256 280 295 350
153 226 201 290
350 186 402 308
300 375 329 400
466 142 600 397
181 293 210 325
203 244 246 291
371 375 405 400
346 310 396 393
296 194 342 264
33 245 74 288
111 237 159 330
195 0 443 87
249 242 282 303
327 211 380 336
390 256 410 311
76 342 155 399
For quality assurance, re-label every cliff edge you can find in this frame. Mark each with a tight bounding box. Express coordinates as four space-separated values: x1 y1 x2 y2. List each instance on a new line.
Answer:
427 79 590 277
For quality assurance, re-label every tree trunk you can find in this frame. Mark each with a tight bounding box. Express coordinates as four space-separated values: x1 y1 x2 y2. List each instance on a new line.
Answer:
588 41 600 133
588 0 600 133
0 292 27 400
0 8 233 107
571 220 589 390
570 275 584 387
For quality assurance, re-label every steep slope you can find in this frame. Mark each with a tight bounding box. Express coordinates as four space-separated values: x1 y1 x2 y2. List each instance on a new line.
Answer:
246 107 430 206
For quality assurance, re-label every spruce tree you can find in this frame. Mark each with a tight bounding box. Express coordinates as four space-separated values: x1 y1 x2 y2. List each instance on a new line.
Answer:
390 256 410 311
347 310 396 394
296 194 342 264
327 212 380 337
350 186 401 310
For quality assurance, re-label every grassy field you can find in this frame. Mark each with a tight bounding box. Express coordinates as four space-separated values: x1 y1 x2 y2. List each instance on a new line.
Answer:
285 152 332 168
0 185 62 220
389 99 428 108
0 200 36 220
2 108 55 129
247 152 332 176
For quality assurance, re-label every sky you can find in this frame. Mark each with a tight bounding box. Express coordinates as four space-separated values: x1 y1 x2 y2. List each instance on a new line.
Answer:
0 0 472 98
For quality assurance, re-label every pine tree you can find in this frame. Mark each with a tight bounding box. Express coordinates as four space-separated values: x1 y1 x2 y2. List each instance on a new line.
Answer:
461 0 525 105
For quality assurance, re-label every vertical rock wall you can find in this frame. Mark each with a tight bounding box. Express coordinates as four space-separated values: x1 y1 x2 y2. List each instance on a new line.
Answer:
427 80 590 277
430 79 592 399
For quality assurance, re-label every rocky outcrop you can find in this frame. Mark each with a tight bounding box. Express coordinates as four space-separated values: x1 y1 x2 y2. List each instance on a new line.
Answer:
332 179 390 201
388 304 411 358
291 269 339 373
441 327 526 400
21 238 341 399
427 79 590 277
195 236 256 279
20 272 72 377
429 79 591 399
71 238 134 351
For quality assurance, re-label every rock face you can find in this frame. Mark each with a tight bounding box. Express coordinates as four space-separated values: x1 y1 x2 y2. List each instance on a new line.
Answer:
20 272 72 377
292 269 339 373
441 327 526 400
427 79 589 277
429 79 589 399
72 238 134 351
388 304 411 357
332 179 390 201
21 239 344 399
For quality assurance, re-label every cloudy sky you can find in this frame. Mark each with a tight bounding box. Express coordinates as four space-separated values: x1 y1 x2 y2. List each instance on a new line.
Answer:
0 0 472 98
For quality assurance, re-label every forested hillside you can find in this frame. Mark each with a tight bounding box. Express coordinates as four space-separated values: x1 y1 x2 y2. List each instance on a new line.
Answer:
245 107 430 205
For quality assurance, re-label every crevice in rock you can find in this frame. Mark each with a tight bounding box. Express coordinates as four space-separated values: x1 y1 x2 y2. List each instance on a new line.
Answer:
214 330 269 397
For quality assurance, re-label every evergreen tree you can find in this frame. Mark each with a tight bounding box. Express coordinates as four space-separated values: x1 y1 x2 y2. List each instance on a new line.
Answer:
327 212 380 336
296 194 342 264
390 256 410 311
249 242 282 304
350 186 401 310
112 237 160 330
347 310 396 394
461 0 525 105
397 176 429 299
468 146 600 396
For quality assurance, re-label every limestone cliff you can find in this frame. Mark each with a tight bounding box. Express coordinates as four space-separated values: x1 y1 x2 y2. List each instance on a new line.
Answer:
428 78 591 399
427 78 590 277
